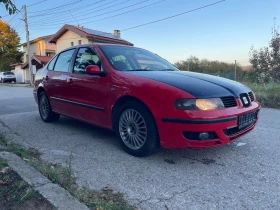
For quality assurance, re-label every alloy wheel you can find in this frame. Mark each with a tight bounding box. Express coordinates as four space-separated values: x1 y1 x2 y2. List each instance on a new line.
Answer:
40 95 49 119
119 109 147 150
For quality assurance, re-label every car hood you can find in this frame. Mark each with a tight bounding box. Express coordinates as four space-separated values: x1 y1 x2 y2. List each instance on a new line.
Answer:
123 71 251 98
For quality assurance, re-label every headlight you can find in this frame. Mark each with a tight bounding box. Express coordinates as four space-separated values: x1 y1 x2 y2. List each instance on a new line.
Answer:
175 98 224 110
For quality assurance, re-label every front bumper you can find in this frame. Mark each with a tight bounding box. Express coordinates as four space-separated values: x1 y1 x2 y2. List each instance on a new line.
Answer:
157 101 261 149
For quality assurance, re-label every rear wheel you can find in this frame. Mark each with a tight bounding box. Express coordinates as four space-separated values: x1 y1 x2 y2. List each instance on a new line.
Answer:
38 92 60 122
116 101 159 157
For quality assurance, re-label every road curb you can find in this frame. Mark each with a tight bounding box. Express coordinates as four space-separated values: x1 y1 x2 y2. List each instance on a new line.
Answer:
0 151 89 210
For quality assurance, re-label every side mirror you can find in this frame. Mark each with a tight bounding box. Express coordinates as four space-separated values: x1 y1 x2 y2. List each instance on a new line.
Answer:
85 65 102 75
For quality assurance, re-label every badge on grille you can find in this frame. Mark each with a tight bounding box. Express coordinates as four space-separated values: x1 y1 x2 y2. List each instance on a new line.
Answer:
242 96 249 104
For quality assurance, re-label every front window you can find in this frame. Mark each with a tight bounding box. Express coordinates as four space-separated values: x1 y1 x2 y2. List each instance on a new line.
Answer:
99 46 179 71
73 47 101 74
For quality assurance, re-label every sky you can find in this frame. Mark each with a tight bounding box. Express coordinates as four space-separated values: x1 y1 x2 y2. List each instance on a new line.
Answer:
0 0 279 65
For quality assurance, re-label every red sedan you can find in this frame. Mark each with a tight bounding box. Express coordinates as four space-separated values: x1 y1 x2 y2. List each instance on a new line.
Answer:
34 44 261 156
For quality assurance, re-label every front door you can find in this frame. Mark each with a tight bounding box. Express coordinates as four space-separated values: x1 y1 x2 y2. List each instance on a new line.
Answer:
67 47 110 127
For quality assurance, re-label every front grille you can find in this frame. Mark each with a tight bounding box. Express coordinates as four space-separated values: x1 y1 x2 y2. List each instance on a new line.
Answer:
220 96 237 108
248 92 254 102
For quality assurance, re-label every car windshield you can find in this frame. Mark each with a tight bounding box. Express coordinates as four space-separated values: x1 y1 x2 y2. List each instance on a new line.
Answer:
4 72 14 75
99 45 179 72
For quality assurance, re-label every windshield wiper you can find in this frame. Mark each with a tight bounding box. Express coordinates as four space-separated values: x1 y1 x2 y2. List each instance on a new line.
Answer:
160 69 177 71
124 69 153 71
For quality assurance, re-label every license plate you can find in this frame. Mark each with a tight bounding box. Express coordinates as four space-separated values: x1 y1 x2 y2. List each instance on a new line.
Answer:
238 110 258 129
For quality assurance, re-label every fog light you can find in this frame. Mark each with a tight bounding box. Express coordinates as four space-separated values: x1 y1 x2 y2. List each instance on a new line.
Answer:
199 132 209 140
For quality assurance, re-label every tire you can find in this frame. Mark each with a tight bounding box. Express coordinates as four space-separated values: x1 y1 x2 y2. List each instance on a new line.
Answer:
38 92 60 122
115 101 159 157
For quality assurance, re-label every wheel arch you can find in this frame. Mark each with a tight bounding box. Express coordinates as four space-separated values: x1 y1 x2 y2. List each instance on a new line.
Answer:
111 95 158 132
37 86 46 100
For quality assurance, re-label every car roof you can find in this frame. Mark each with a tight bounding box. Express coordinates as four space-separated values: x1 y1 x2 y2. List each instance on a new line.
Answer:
61 43 135 52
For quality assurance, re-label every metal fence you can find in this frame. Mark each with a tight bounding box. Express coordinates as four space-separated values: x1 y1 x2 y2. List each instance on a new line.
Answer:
207 73 235 80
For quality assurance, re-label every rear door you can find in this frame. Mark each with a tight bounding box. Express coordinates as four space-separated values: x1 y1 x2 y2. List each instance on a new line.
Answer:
46 49 76 115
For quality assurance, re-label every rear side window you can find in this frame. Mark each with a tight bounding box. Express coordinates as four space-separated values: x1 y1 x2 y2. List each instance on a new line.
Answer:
4 72 14 75
48 56 58 70
53 49 75 72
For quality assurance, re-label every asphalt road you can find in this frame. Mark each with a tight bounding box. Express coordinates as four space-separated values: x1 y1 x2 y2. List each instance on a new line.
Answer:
0 85 37 115
0 86 280 210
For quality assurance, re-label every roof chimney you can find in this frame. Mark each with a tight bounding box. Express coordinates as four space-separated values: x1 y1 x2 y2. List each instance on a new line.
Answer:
114 30 120 38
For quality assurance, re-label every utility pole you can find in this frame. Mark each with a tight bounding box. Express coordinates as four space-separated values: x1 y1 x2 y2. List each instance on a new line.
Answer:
234 60 237 81
188 63 190 71
23 5 33 86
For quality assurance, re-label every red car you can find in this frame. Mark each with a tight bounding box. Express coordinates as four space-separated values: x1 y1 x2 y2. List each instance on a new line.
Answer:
34 44 261 156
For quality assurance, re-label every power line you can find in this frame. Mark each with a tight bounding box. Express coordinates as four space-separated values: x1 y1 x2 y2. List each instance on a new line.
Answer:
30 0 149 27
26 0 225 44
7 12 20 23
122 0 225 31
28 0 88 14
28 0 127 22
28 0 115 20
12 19 24 29
27 0 48 7
46 0 225 38
29 0 165 29
68 10 80 25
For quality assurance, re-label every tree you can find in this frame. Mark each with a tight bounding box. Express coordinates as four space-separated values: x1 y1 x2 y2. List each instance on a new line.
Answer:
174 56 244 81
174 56 200 72
0 0 17 15
270 30 280 68
0 20 23 72
249 29 280 70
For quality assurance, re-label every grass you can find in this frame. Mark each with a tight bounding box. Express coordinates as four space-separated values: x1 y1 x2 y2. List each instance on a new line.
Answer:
0 134 135 210
0 159 7 169
244 83 280 109
0 158 55 210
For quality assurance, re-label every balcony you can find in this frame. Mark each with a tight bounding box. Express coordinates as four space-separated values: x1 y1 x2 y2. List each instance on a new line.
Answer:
45 44 56 51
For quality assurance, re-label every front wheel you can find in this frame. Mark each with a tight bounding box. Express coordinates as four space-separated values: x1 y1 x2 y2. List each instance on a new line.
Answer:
116 101 159 157
38 92 60 122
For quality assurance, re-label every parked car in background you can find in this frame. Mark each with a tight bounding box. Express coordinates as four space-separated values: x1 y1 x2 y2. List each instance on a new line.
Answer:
33 44 261 157
0 72 16 83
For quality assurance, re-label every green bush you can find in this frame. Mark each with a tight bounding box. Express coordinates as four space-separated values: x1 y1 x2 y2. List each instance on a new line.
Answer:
244 83 280 109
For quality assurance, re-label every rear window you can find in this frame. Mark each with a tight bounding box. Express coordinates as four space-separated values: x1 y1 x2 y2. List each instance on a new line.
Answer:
4 72 14 75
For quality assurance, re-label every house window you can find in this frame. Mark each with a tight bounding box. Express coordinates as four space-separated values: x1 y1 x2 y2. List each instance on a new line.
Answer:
78 40 82 45
71 42 74 46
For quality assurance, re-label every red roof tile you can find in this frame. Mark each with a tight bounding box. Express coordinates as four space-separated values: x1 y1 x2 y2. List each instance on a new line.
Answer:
33 55 52 63
49 24 133 46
